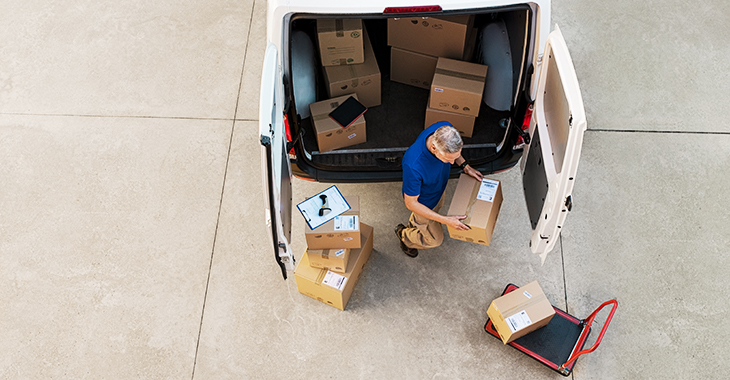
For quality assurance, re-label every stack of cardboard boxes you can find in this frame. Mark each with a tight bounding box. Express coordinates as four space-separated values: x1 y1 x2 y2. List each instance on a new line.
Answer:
294 196 375 311
311 20 382 152
387 16 485 138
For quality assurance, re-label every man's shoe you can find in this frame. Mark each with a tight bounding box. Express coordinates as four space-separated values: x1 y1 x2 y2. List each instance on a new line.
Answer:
394 224 418 258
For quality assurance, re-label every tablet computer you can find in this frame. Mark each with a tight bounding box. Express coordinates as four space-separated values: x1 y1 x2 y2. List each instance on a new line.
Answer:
329 96 367 128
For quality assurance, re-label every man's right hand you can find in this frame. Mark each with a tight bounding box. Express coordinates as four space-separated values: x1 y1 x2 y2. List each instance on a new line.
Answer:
444 215 470 231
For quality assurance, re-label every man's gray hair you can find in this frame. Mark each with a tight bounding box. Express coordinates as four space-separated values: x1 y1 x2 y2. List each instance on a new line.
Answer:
432 125 463 154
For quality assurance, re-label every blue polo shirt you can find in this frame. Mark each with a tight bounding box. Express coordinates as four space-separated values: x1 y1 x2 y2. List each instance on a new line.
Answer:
402 121 453 209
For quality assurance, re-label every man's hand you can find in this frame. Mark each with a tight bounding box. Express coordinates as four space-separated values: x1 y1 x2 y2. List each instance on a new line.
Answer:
444 215 470 231
464 165 483 181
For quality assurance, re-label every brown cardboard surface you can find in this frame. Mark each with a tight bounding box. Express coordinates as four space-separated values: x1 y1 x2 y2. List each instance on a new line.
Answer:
295 223 374 311
387 15 473 59
425 96 476 138
486 281 555 344
305 195 361 249
446 174 502 246
317 19 364 66
390 46 438 90
324 28 381 107
306 248 350 274
430 58 488 117
309 94 367 152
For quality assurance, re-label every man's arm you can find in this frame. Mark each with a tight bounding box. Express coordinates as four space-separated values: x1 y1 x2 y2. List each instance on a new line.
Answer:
456 156 483 181
404 194 470 231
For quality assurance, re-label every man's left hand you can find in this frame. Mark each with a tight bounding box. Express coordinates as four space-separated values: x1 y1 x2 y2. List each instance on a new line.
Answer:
464 165 483 181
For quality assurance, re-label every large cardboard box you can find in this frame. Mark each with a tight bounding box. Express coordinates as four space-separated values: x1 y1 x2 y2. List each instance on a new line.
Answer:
317 19 364 66
309 94 367 152
306 247 350 274
387 15 473 59
305 195 361 249
425 94 476 138
487 281 556 344
390 46 439 90
430 58 487 117
446 174 502 246
295 223 374 311
324 29 381 107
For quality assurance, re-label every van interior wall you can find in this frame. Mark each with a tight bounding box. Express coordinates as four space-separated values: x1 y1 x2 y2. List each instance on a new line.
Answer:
292 12 526 158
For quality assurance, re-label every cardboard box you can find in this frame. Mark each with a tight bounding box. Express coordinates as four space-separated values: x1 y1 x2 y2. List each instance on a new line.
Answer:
324 29 381 107
487 281 555 344
305 195 361 249
425 94 476 137
309 94 367 152
317 19 364 66
387 15 473 59
306 247 350 273
446 174 502 246
430 58 487 117
295 223 374 311
390 46 439 90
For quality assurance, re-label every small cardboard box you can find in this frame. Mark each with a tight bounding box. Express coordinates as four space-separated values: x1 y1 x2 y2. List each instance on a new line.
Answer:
324 28 381 107
309 94 367 152
487 281 556 344
387 15 473 59
430 58 488 117
425 94 476 138
295 223 374 311
305 195 361 249
306 247 350 274
446 174 502 246
317 19 364 66
390 46 439 90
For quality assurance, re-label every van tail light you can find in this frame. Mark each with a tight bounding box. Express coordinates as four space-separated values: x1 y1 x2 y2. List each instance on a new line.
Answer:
514 105 533 149
383 6 443 13
284 113 296 157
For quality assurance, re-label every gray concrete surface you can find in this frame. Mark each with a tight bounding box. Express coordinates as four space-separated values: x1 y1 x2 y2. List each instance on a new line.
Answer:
1 0 729 379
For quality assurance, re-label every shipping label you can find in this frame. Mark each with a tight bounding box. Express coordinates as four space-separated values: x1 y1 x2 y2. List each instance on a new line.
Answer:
334 215 358 231
477 178 499 202
322 271 348 291
505 310 532 333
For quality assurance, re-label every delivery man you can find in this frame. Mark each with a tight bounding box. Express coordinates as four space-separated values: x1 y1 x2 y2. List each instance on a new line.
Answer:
395 122 484 257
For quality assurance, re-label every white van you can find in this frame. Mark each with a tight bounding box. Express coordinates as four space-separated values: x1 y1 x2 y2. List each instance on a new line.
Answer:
260 0 586 278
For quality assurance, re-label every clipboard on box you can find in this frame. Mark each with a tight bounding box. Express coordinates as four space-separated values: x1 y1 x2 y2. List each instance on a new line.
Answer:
296 185 351 230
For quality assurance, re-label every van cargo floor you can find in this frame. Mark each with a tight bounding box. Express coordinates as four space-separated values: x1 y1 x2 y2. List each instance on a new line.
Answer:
301 78 509 155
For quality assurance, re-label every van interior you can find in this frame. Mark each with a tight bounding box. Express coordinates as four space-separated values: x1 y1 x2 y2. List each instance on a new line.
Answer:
286 7 534 174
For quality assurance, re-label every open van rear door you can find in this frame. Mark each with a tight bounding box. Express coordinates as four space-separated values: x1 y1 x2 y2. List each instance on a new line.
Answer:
521 26 587 263
260 43 294 279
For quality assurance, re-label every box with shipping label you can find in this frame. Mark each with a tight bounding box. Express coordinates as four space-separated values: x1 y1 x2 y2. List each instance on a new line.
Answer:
487 281 555 344
306 247 350 274
295 223 374 311
446 174 502 246
387 15 473 59
324 28 381 107
390 46 439 90
317 19 364 66
425 94 476 138
430 58 488 117
305 195 361 249
309 94 367 152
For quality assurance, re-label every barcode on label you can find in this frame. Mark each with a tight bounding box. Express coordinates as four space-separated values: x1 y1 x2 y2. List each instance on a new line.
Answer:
505 310 532 333
434 88 444 92
348 133 357 139
322 271 347 291
523 291 532 299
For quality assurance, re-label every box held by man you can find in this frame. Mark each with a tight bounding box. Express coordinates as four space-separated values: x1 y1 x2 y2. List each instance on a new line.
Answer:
447 174 502 246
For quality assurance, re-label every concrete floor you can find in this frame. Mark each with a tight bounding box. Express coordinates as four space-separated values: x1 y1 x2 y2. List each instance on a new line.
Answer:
2 0 729 379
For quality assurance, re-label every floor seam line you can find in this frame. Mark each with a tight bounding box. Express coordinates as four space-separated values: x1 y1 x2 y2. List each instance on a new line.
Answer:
587 128 730 135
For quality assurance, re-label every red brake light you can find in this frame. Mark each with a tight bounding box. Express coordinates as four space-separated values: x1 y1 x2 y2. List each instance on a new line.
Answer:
283 113 292 142
383 5 443 13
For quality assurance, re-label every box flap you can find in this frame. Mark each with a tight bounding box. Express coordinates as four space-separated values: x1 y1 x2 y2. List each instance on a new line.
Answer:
433 58 488 94
317 19 362 34
324 28 379 82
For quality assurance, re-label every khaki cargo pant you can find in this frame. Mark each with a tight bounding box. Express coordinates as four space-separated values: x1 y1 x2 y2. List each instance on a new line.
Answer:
401 195 445 250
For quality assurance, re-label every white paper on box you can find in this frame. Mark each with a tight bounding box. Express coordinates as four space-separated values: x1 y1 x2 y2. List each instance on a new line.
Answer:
477 178 499 202
334 249 346 257
322 271 348 291
334 215 358 231
523 291 532 299
505 310 532 333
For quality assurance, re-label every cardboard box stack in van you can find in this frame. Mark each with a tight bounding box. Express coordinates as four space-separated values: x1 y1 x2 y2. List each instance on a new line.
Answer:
308 94 367 152
429 57 488 117
446 174 503 246
424 94 476 137
296 194 373 311
387 15 474 59
317 19 364 66
323 28 381 107
487 281 556 344
390 46 439 90
295 222 374 311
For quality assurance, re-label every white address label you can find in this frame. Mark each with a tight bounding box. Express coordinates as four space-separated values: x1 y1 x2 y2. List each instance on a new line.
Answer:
505 310 532 333
477 178 499 202
322 271 347 291
334 215 358 231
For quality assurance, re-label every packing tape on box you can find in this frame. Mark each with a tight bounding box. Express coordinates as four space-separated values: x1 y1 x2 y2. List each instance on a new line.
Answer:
320 249 332 259
461 180 482 226
336 19 344 37
434 68 486 83
315 268 328 285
